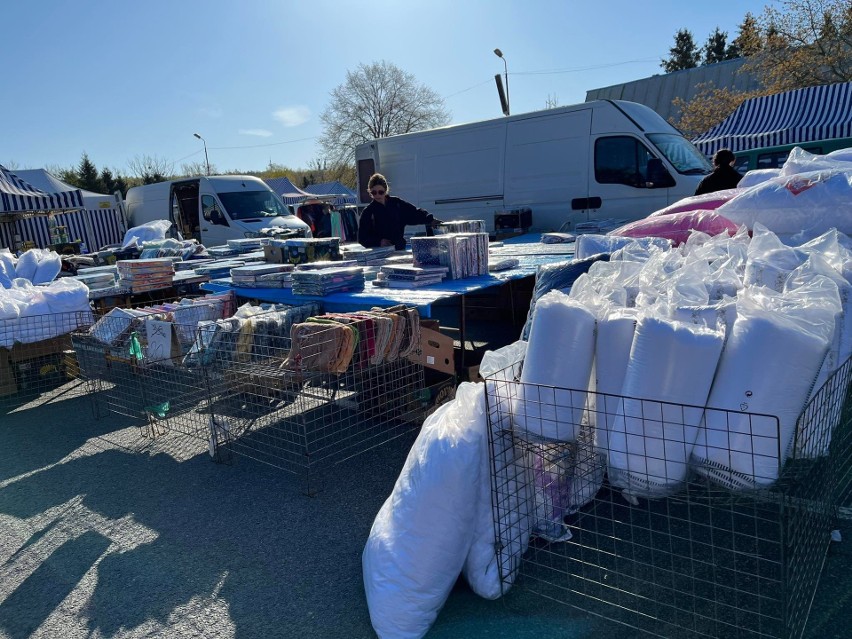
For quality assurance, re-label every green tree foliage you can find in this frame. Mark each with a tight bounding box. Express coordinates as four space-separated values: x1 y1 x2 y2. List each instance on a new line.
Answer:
670 83 766 139
319 60 450 166
703 28 731 64
76 153 104 193
661 29 701 72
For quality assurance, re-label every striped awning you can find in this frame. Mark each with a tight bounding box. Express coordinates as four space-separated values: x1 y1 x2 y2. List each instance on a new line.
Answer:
692 82 852 155
0 164 84 214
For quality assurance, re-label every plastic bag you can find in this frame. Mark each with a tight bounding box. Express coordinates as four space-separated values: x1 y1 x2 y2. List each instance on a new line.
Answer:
32 249 61 284
363 382 485 639
780 146 852 177
609 210 739 247
14 249 39 281
649 188 740 217
514 291 595 442
717 167 852 237
122 219 173 248
606 315 724 499
738 168 781 189
575 234 670 260
520 254 608 340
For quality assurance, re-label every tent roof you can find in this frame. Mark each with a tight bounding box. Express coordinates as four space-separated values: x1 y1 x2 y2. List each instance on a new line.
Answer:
0 164 84 215
14 168 110 199
692 82 852 155
302 181 357 204
264 177 311 204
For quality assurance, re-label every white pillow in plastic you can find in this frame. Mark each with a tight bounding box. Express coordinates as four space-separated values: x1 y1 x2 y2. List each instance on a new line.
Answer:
0 251 16 288
363 382 484 639
594 308 637 453
14 249 39 281
692 288 834 489
575 234 670 260
738 168 781 189
32 250 61 284
717 168 852 236
607 316 724 499
43 278 91 314
514 291 595 441
826 147 852 163
780 146 852 177
122 219 173 248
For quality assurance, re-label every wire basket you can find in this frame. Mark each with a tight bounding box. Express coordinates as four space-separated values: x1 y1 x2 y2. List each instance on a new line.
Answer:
201 307 426 494
485 355 851 639
0 310 94 409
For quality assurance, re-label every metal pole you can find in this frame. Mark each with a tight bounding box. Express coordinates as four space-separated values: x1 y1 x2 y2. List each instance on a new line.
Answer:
494 49 510 116
194 133 210 175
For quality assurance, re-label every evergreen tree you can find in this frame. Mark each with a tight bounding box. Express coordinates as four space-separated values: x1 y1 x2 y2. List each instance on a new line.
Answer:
703 27 729 64
113 175 129 197
100 168 116 194
76 153 104 192
661 29 701 73
728 12 763 58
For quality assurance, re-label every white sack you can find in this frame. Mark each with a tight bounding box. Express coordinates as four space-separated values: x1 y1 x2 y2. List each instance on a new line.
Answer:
32 250 61 284
692 287 834 489
14 249 39 281
738 168 781 188
594 308 638 453
464 348 531 599
607 316 724 499
717 168 852 237
43 278 91 314
363 382 484 639
122 219 173 248
0 251 16 288
780 146 852 177
514 291 595 441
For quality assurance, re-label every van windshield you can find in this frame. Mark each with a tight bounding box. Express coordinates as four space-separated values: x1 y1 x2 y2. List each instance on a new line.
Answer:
647 134 712 175
217 191 291 219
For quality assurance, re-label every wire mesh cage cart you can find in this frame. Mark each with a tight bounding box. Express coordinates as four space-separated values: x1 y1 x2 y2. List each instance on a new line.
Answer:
485 356 852 639
201 307 426 494
1 310 94 409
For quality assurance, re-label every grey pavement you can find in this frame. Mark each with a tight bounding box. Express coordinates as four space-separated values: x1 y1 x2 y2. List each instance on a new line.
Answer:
0 382 850 639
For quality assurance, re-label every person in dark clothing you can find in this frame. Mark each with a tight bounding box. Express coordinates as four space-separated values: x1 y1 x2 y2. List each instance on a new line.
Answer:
694 148 743 195
357 173 441 250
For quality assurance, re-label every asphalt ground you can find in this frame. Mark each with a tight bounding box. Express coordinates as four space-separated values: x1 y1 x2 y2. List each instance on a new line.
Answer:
1 382 850 639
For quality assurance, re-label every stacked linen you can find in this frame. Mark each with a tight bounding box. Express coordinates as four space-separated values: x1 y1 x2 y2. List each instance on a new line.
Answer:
192 260 246 279
74 266 118 291
339 243 395 266
226 237 265 253
206 245 241 259
374 264 448 288
230 263 294 288
279 237 341 264
411 233 489 280
116 258 176 293
433 220 487 234
294 259 358 270
291 266 365 296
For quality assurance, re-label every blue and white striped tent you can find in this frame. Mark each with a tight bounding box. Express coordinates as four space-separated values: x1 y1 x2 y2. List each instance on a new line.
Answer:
0 165 126 252
692 82 852 156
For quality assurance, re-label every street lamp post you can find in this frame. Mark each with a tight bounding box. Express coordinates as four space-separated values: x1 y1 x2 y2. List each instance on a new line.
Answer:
193 133 210 175
494 48 510 116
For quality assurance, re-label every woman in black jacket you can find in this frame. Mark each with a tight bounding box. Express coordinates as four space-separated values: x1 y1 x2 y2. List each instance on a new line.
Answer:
357 173 439 250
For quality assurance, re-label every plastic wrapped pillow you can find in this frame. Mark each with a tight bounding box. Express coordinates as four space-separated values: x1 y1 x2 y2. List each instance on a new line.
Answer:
649 188 740 217
575 234 670 260
14 249 39 281
609 210 739 247
738 168 781 188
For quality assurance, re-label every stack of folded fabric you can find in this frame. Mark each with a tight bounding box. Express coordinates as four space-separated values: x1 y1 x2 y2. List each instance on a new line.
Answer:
193 260 246 279
206 245 241 259
226 237 266 253
374 264 448 288
488 257 520 272
339 244 396 265
273 237 341 264
294 259 358 271
410 232 489 279
230 263 294 288
434 220 487 234
540 232 576 244
75 266 118 291
574 219 627 235
291 266 365 295
116 258 176 293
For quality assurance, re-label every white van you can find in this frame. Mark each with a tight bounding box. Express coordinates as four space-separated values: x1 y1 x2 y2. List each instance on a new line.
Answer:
125 175 310 246
354 100 712 232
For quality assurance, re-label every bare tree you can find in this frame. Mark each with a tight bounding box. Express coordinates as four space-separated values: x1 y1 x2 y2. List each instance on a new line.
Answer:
319 60 451 165
180 161 216 177
127 154 175 184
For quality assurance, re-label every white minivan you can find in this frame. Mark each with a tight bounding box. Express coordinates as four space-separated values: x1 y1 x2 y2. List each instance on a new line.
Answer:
125 175 310 245
355 100 712 232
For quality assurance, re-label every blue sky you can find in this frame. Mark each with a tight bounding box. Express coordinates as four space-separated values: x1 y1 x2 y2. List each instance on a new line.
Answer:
2 0 769 176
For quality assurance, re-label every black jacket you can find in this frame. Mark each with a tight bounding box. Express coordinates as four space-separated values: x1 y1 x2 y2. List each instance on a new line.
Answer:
357 195 433 250
694 165 743 195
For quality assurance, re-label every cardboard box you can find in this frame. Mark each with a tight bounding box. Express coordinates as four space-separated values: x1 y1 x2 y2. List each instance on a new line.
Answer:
422 370 457 415
463 364 484 383
420 327 455 375
8 335 69 363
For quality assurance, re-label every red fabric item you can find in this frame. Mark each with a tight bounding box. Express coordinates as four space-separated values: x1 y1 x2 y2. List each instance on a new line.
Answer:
649 188 741 217
608 210 740 246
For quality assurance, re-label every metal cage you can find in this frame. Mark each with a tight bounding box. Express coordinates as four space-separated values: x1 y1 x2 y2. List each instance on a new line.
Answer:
485 355 852 639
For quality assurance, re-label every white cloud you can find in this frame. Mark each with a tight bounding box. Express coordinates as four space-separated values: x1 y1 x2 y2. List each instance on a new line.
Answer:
238 128 273 137
272 106 310 127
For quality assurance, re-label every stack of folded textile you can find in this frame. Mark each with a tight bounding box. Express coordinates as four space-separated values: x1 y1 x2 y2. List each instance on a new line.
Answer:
230 263 294 288
374 264 448 288
116 258 175 293
291 266 365 295
410 232 489 279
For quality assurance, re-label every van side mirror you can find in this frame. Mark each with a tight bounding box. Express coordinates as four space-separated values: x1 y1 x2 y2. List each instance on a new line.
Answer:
646 158 676 188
